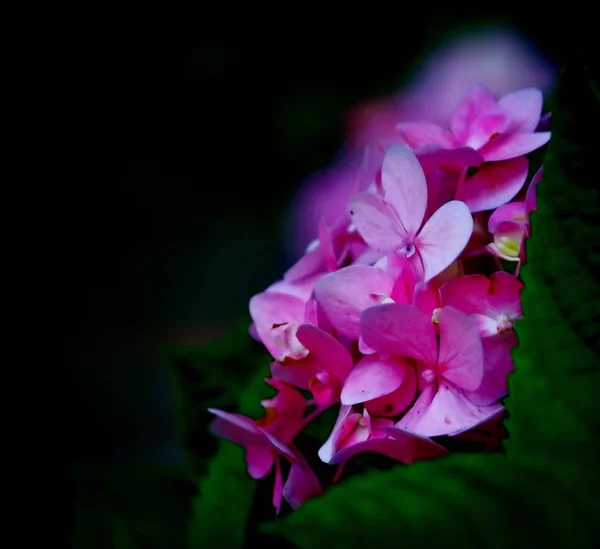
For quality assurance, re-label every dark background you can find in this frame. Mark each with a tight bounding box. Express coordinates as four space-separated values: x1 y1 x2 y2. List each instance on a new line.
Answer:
73 12 560 547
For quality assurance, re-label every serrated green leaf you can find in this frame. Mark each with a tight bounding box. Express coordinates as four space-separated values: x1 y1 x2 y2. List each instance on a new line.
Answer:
259 63 600 549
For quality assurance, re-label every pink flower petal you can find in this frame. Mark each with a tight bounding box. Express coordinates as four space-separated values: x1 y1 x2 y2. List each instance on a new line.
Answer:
283 459 323 509
296 324 354 381
380 144 428 236
283 246 324 282
365 365 417 417
416 200 473 281
488 202 528 233
525 165 543 213
416 145 483 174
314 264 395 339
455 156 529 213
327 429 448 465
347 192 405 251
410 384 504 437
466 110 508 149
395 121 458 150
249 291 307 361
413 282 441 317
440 274 492 316
272 456 284 513
465 330 517 406
269 357 319 391
396 383 437 431
498 87 544 133
360 303 438 365
341 355 408 405
437 306 484 391
451 85 498 142
318 405 353 463
318 218 337 272
246 444 276 479
479 131 551 162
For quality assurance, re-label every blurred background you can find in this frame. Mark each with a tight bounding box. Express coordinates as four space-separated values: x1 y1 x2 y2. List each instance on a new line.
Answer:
73 12 560 547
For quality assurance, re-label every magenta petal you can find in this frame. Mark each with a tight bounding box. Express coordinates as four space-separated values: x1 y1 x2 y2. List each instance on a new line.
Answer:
416 200 473 281
487 271 523 320
416 145 483 174
437 307 484 391
413 384 504 437
479 131 551 162
360 303 438 365
209 408 260 437
380 144 428 236
440 274 491 316
283 459 323 509
314 264 395 339
413 282 441 317
466 331 516 406
273 457 284 513
341 355 408 405
347 192 404 251
488 202 528 233
498 87 544 133
318 218 337 272
365 365 417 417
386 251 417 303
246 444 276 479
296 324 354 381
395 121 458 150
450 85 498 142
328 429 448 465
270 358 319 391
455 156 529 212
525 165 543 213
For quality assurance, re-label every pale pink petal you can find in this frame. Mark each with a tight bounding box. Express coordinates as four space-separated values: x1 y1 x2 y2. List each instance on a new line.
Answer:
386 251 418 303
246 444 275 479
283 247 323 282
455 156 529 213
466 110 508 149
498 87 544 133
341 355 408 405
471 314 500 337
313 265 395 339
249 291 307 361
347 192 405 251
479 131 551 162
380 144 428 236
318 218 337 272
488 202 528 233
318 405 353 463
416 200 473 281
451 85 498 142
437 307 484 391
395 121 458 149
365 365 417 417
296 324 354 381
360 303 438 365
465 331 517 406
327 429 448 465
410 384 503 437
396 383 436 431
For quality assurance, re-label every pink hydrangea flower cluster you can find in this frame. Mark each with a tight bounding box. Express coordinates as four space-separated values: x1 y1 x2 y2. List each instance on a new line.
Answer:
208 85 549 513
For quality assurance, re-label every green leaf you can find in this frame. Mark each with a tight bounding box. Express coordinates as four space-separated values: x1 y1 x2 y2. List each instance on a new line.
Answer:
163 317 270 475
259 63 600 549
73 462 196 549
166 320 277 548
